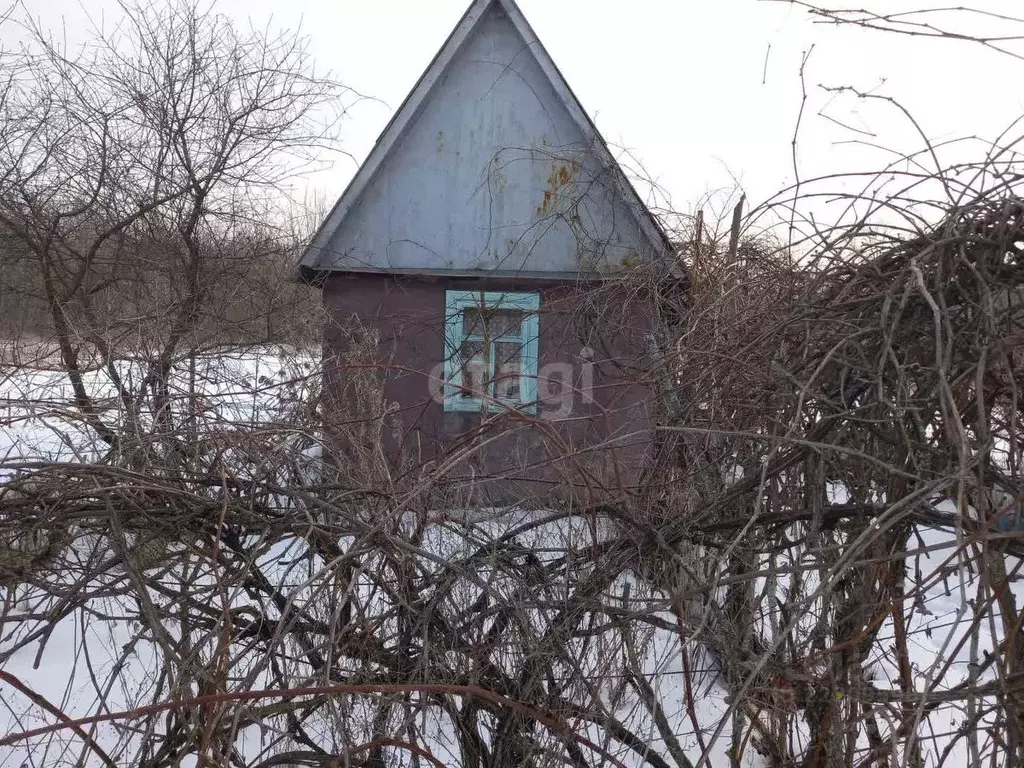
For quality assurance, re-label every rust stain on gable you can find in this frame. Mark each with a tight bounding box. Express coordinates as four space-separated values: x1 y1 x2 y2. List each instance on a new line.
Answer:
491 156 507 190
538 162 578 216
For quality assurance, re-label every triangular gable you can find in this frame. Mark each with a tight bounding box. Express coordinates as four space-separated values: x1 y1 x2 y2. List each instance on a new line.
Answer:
300 0 669 279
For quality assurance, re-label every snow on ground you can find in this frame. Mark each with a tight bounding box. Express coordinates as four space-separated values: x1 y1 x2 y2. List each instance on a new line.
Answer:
0 347 320 474
1 349 321 766
864 513 1024 765
407 508 763 767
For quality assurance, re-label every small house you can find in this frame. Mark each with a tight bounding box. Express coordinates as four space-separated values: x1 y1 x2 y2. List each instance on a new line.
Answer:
299 0 676 505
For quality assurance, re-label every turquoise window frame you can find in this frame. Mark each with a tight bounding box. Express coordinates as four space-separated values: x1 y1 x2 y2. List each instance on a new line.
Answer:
443 290 540 413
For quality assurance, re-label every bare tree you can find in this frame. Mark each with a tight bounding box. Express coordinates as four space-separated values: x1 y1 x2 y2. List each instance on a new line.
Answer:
0 0 339 444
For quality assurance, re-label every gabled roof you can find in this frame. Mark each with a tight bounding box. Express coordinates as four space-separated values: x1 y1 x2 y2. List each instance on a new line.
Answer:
299 0 671 280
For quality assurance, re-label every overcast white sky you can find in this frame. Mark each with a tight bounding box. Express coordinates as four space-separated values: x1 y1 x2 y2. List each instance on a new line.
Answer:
19 0 1024 227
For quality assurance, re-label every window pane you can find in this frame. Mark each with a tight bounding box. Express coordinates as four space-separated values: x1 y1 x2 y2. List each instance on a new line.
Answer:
460 340 486 398
494 341 522 401
463 307 486 337
488 309 525 339
462 307 523 339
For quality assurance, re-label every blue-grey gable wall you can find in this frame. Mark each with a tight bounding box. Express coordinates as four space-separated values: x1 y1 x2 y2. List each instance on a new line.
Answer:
312 5 656 276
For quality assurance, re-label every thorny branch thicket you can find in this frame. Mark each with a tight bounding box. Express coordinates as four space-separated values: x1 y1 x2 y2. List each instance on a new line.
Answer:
1 2 1024 767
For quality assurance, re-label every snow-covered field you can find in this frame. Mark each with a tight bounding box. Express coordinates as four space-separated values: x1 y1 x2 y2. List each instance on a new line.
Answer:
0 347 320 472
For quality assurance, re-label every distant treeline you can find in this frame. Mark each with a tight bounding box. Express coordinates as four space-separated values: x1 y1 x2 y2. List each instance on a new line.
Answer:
0 222 321 353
